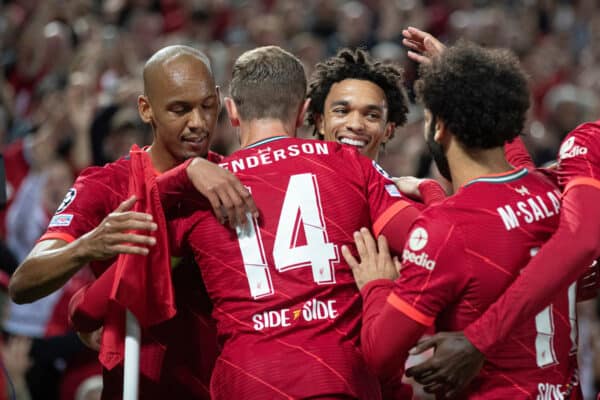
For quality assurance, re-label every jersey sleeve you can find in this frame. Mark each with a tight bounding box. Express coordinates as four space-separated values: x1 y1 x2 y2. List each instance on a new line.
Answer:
356 155 423 237
40 168 122 243
167 212 208 257
359 279 426 380
418 179 447 205
390 215 470 326
505 136 535 169
557 120 600 192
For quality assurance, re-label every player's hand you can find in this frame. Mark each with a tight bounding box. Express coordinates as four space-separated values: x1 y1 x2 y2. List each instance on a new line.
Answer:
402 26 446 64
77 328 102 351
186 157 258 229
342 228 400 290
405 331 484 398
76 196 157 262
393 176 425 200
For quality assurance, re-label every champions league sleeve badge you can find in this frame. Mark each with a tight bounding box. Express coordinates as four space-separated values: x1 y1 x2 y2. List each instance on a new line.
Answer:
372 160 392 179
55 188 77 214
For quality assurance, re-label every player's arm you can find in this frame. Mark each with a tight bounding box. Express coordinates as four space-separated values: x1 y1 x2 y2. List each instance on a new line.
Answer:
504 136 535 169
156 157 258 228
373 200 421 252
8 196 157 304
393 176 447 205
69 262 117 333
344 218 469 387
361 156 423 252
341 230 426 379
407 180 600 395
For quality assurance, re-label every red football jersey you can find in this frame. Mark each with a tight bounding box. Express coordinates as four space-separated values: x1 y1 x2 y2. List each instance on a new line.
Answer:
392 168 579 399
40 158 130 276
557 119 600 192
39 152 222 400
170 136 414 400
40 151 223 276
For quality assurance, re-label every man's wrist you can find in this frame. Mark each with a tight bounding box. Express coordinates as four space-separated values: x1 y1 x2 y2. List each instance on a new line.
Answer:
463 323 490 356
360 279 394 297
71 236 93 266
184 157 202 185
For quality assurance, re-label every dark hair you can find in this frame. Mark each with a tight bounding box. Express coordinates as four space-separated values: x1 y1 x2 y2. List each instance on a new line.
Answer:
306 48 409 138
229 46 306 121
415 41 530 149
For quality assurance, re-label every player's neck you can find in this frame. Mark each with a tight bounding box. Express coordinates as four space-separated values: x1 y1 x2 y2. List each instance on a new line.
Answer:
147 145 178 173
239 118 296 148
449 145 513 191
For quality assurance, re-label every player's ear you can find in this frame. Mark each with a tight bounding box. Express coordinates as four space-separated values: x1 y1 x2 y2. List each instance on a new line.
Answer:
215 86 222 113
382 122 396 143
314 113 325 137
434 119 447 143
296 99 311 129
224 97 240 127
138 95 153 125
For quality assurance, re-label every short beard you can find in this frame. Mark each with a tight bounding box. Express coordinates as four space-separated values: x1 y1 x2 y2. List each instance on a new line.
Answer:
426 119 452 182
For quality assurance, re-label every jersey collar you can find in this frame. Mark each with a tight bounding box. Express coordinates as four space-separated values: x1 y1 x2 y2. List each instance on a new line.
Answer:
245 135 289 149
463 167 528 188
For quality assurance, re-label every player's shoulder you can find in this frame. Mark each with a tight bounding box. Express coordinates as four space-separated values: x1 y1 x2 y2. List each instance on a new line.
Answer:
327 142 395 178
288 138 367 171
65 158 130 211
559 119 600 160
527 167 560 189
413 202 456 229
76 157 130 184
405 208 461 252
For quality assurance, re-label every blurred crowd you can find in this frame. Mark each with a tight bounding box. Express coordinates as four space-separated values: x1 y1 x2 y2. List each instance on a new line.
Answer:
1 0 600 399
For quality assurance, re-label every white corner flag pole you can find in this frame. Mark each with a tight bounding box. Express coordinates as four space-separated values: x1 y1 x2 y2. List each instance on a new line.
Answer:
124 310 141 400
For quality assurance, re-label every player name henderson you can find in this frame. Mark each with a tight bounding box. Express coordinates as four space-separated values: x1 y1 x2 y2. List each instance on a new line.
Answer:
219 142 330 173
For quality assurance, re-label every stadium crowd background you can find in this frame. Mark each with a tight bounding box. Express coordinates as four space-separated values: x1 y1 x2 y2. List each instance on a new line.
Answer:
0 0 599 399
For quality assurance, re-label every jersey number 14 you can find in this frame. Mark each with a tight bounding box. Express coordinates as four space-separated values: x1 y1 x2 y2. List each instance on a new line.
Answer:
235 173 339 299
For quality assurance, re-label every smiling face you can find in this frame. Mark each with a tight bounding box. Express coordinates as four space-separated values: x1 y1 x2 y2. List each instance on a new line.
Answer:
139 53 220 168
317 79 394 160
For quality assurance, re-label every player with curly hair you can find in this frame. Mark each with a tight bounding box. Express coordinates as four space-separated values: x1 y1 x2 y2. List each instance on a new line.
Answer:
343 41 580 399
306 48 448 207
306 48 409 161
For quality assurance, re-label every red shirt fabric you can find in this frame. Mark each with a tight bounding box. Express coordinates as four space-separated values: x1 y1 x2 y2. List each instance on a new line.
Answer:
556 119 600 191
43 151 220 400
163 137 420 400
380 168 579 399
39 157 131 276
464 121 600 372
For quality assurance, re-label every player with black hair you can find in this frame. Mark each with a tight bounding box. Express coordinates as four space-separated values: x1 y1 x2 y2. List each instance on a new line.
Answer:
306 48 409 161
343 41 579 399
307 48 447 207
415 39 530 181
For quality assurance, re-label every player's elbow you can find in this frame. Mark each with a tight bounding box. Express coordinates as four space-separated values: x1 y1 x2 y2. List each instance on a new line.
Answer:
362 332 404 380
8 265 44 304
8 273 29 304
363 348 404 381
566 219 600 267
